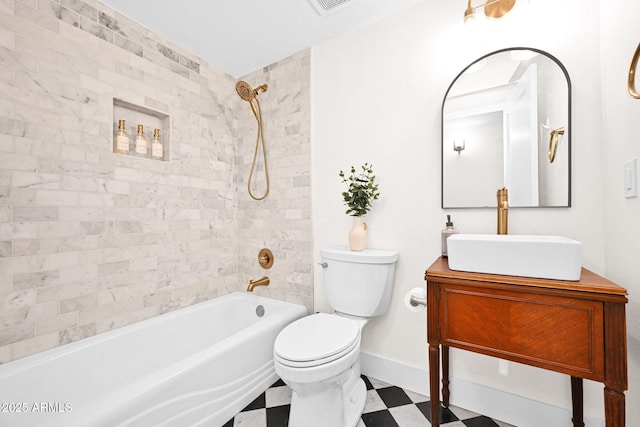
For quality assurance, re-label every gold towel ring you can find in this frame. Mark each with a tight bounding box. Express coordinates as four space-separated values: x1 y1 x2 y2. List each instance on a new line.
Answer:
629 43 640 99
548 127 565 163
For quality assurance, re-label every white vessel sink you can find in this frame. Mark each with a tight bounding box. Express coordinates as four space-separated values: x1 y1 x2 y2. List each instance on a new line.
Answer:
447 234 582 281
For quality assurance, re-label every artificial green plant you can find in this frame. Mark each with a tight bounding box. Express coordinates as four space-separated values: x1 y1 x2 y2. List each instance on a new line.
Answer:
338 163 380 217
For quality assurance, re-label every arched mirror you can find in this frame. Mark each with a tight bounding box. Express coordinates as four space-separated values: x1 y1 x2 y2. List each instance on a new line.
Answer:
442 48 571 208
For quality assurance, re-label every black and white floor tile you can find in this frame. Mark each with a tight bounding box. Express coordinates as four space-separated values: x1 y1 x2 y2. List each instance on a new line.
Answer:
223 375 515 427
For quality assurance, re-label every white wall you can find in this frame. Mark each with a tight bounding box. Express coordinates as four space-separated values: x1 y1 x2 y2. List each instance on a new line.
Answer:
312 0 617 425
600 0 640 425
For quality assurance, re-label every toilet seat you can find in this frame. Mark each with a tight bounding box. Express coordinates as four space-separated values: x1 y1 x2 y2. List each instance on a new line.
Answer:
274 313 360 368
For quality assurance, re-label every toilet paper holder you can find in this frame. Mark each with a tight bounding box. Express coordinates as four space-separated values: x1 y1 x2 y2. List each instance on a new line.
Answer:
409 294 426 307
404 287 427 312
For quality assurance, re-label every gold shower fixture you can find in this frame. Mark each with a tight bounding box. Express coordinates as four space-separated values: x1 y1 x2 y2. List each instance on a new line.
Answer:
464 0 516 23
258 248 274 269
236 81 268 102
236 80 270 201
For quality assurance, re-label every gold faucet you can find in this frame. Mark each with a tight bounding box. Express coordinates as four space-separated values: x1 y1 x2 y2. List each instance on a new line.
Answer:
497 187 509 235
247 276 270 292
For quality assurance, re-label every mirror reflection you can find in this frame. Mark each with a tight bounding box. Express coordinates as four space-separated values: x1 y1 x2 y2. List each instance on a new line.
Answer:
442 48 571 208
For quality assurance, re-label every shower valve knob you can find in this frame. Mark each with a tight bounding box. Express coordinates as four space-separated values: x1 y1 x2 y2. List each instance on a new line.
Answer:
318 262 328 268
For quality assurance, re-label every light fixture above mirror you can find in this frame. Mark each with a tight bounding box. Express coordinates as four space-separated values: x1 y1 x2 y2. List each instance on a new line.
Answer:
464 0 516 23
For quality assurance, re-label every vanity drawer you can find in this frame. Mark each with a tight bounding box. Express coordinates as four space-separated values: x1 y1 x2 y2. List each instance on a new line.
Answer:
439 284 604 380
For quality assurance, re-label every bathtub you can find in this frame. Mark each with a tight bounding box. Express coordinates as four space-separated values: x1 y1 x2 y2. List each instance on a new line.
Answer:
0 292 307 427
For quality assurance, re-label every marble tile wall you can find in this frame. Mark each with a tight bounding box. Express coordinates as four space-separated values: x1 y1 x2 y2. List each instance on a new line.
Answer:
236 52 313 311
0 0 312 364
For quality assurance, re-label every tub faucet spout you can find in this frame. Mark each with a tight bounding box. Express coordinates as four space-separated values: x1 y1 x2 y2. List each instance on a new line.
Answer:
247 276 270 292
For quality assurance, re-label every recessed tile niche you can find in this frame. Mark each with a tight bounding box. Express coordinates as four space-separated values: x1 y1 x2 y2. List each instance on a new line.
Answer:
113 98 171 161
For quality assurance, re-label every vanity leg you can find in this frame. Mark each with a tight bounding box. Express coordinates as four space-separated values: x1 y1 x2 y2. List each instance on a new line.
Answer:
570 376 584 427
603 301 627 427
442 345 450 407
604 387 625 427
570 373 626 427
429 344 440 427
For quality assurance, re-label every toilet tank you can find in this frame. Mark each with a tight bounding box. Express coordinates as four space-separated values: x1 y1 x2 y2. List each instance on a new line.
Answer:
320 247 399 317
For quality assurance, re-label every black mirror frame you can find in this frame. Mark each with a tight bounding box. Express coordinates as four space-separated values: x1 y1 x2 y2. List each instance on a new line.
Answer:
441 47 572 209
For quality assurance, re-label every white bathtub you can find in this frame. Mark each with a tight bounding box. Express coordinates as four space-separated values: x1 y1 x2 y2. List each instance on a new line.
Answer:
0 292 307 427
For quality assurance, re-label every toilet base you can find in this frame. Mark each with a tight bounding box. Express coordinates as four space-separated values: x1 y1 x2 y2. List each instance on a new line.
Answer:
286 370 366 427
344 376 366 427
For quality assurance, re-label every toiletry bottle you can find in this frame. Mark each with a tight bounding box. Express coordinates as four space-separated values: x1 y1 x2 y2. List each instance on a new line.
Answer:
151 128 163 159
441 215 458 257
135 124 148 157
114 119 130 154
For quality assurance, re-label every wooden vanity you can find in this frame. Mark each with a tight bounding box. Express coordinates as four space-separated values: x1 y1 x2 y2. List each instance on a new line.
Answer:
425 257 628 427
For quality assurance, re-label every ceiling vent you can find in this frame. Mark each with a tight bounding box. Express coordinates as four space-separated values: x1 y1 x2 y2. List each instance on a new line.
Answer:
308 0 352 15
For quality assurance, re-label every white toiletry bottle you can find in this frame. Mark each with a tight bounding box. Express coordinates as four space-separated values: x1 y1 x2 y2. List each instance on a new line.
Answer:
114 119 130 154
151 128 163 159
441 215 458 257
135 124 148 157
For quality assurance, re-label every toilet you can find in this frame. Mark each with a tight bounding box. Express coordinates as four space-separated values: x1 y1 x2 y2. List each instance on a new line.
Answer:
273 247 399 427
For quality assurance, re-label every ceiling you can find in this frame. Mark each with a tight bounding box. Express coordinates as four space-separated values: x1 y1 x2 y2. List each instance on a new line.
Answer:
100 0 425 77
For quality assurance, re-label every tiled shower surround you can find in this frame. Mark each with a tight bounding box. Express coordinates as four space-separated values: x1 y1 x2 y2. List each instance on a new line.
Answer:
0 0 312 363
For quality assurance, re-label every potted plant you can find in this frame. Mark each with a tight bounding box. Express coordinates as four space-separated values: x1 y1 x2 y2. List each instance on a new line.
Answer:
339 163 380 251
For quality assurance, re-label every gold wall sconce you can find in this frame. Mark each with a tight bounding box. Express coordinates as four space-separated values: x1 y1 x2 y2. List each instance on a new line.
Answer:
453 140 466 155
548 127 565 163
629 43 640 99
464 0 516 23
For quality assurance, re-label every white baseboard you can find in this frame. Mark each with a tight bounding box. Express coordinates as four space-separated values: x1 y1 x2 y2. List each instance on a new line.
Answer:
359 351 429 396
359 352 604 427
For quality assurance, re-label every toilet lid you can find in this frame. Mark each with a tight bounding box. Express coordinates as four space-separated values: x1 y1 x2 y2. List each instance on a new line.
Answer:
274 313 360 366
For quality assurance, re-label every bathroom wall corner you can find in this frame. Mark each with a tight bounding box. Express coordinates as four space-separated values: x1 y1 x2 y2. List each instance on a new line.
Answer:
235 49 314 313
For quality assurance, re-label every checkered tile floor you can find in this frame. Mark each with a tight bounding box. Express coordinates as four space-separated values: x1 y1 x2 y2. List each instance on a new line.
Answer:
223 375 515 426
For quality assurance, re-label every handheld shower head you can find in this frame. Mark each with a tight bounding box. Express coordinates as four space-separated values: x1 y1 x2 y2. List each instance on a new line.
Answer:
236 80 270 201
236 81 255 101
235 81 268 101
